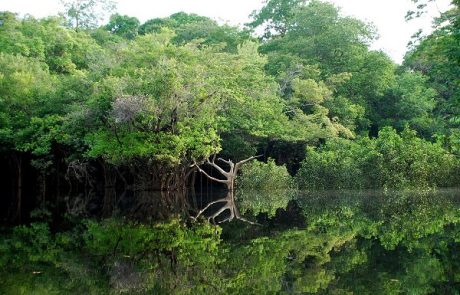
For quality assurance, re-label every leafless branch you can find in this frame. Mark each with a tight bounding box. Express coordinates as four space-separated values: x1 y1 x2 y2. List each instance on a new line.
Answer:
235 155 262 171
193 162 229 184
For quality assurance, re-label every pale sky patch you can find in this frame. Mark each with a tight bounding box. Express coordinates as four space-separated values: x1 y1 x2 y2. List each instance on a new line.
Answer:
0 0 452 63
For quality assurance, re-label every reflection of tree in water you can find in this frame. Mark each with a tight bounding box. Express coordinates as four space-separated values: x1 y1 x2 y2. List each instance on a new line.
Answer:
192 190 259 225
66 189 194 221
122 189 193 221
64 186 460 293
219 189 460 294
236 189 295 217
191 185 297 224
16 188 460 294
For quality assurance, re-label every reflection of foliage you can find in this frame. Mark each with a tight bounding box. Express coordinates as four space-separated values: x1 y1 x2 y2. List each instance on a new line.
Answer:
0 222 108 294
225 189 460 293
83 219 224 293
1 190 460 293
374 191 460 251
0 218 224 294
296 189 460 293
236 189 295 217
224 228 352 294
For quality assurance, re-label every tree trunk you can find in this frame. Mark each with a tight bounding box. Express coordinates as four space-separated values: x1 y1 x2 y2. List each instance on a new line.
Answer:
100 159 117 217
11 153 23 222
190 169 197 190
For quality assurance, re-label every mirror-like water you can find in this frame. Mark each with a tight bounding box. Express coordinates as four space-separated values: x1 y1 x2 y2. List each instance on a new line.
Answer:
1 188 459 294
197 189 460 294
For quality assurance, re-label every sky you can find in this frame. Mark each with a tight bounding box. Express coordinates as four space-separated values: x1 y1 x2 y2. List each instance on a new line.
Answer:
0 0 452 63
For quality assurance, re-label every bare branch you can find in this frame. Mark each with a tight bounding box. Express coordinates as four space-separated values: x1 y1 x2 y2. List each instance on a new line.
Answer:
193 192 259 225
210 205 232 224
234 203 260 225
194 163 229 184
235 155 263 171
217 158 234 166
191 199 228 221
236 216 260 225
206 158 230 177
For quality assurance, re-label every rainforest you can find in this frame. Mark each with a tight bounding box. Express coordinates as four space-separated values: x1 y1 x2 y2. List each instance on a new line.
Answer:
1 0 460 293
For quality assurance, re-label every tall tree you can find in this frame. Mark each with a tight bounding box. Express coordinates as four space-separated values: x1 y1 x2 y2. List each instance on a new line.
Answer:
404 1 460 131
139 12 252 53
60 0 116 30
248 0 383 134
104 14 140 39
247 0 306 39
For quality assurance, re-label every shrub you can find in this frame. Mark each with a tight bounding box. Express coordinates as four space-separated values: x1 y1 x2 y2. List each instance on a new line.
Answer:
296 127 460 190
237 158 295 190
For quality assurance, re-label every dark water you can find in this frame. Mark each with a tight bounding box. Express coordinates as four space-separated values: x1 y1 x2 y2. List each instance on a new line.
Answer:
2 188 459 294
199 188 460 294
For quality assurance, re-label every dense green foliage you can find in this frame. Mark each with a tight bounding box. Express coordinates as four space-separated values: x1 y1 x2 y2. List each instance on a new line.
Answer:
1 1 460 293
404 0 460 132
1 0 460 292
1 0 459 215
296 127 460 190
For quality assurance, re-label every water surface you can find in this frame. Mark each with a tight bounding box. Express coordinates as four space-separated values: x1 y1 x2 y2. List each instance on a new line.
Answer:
201 188 460 294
